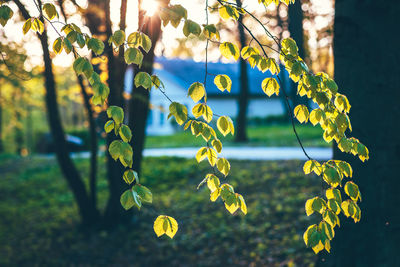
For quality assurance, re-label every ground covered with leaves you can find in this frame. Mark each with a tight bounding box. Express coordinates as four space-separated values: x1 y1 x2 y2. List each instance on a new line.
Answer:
0 155 320 266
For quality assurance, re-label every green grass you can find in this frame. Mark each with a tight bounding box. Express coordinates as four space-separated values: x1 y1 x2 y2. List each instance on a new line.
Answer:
0 156 319 266
145 124 327 148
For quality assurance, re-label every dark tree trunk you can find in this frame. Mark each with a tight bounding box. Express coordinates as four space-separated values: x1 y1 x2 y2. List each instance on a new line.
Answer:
234 0 249 142
14 0 99 225
77 75 98 211
318 1 400 266
128 3 161 175
288 0 305 59
288 0 308 108
39 30 99 225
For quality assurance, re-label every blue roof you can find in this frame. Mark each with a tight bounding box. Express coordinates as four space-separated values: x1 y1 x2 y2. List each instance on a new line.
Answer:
155 57 287 97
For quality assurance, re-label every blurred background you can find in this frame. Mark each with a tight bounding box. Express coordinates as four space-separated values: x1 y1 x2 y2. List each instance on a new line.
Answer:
1 0 398 266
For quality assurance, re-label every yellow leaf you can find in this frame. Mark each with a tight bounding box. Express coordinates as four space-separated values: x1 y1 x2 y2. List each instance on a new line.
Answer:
219 42 240 61
217 158 230 176
188 82 205 103
261 78 280 97
153 215 166 237
153 215 178 239
196 147 208 163
217 116 230 136
165 216 179 238
294 104 309 123
207 148 218 166
238 194 247 215
312 240 324 254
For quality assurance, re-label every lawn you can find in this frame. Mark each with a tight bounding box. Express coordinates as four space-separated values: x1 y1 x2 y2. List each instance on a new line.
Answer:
145 124 327 148
0 156 320 266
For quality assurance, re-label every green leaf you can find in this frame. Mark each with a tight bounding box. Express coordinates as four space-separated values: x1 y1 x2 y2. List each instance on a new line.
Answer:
133 185 152 204
66 31 77 43
120 189 135 210
203 24 220 41
53 37 63 54
43 3 58 20
104 120 115 133
107 106 124 125
326 188 342 203
127 32 141 48
76 33 85 48
63 38 72 54
123 169 138 185
73 57 93 78
108 140 122 161
214 75 232 92
153 215 178 239
141 33 152 53
88 37 104 55
91 82 109 105
183 19 201 37
124 47 143 65
261 78 279 97
281 37 298 56
169 102 187 125
344 181 360 201
323 165 341 187
0 5 13 27
219 42 240 61
134 72 152 89
111 30 125 46
188 82 205 103
294 104 309 123
119 124 132 142
303 224 318 247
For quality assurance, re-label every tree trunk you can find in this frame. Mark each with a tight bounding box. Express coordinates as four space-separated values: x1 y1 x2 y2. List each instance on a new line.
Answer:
77 75 98 211
128 4 162 175
288 0 308 108
318 1 400 266
14 0 99 225
39 29 99 225
234 0 249 142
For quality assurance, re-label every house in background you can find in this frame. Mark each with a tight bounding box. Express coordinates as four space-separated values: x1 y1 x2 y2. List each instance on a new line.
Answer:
125 57 289 135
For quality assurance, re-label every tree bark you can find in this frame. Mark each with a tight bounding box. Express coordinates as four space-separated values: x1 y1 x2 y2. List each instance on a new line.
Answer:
234 0 249 142
85 0 130 226
77 75 98 211
14 0 99 226
288 0 308 108
318 1 400 266
128 2 162 175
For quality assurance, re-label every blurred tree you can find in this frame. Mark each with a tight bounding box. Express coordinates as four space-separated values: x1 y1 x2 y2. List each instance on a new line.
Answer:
128 0 162 175
234 0 249 142
318 1 400 266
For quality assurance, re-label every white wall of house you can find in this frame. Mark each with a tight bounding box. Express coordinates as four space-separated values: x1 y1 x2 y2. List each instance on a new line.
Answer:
207 98 285 119
126 65 287 136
